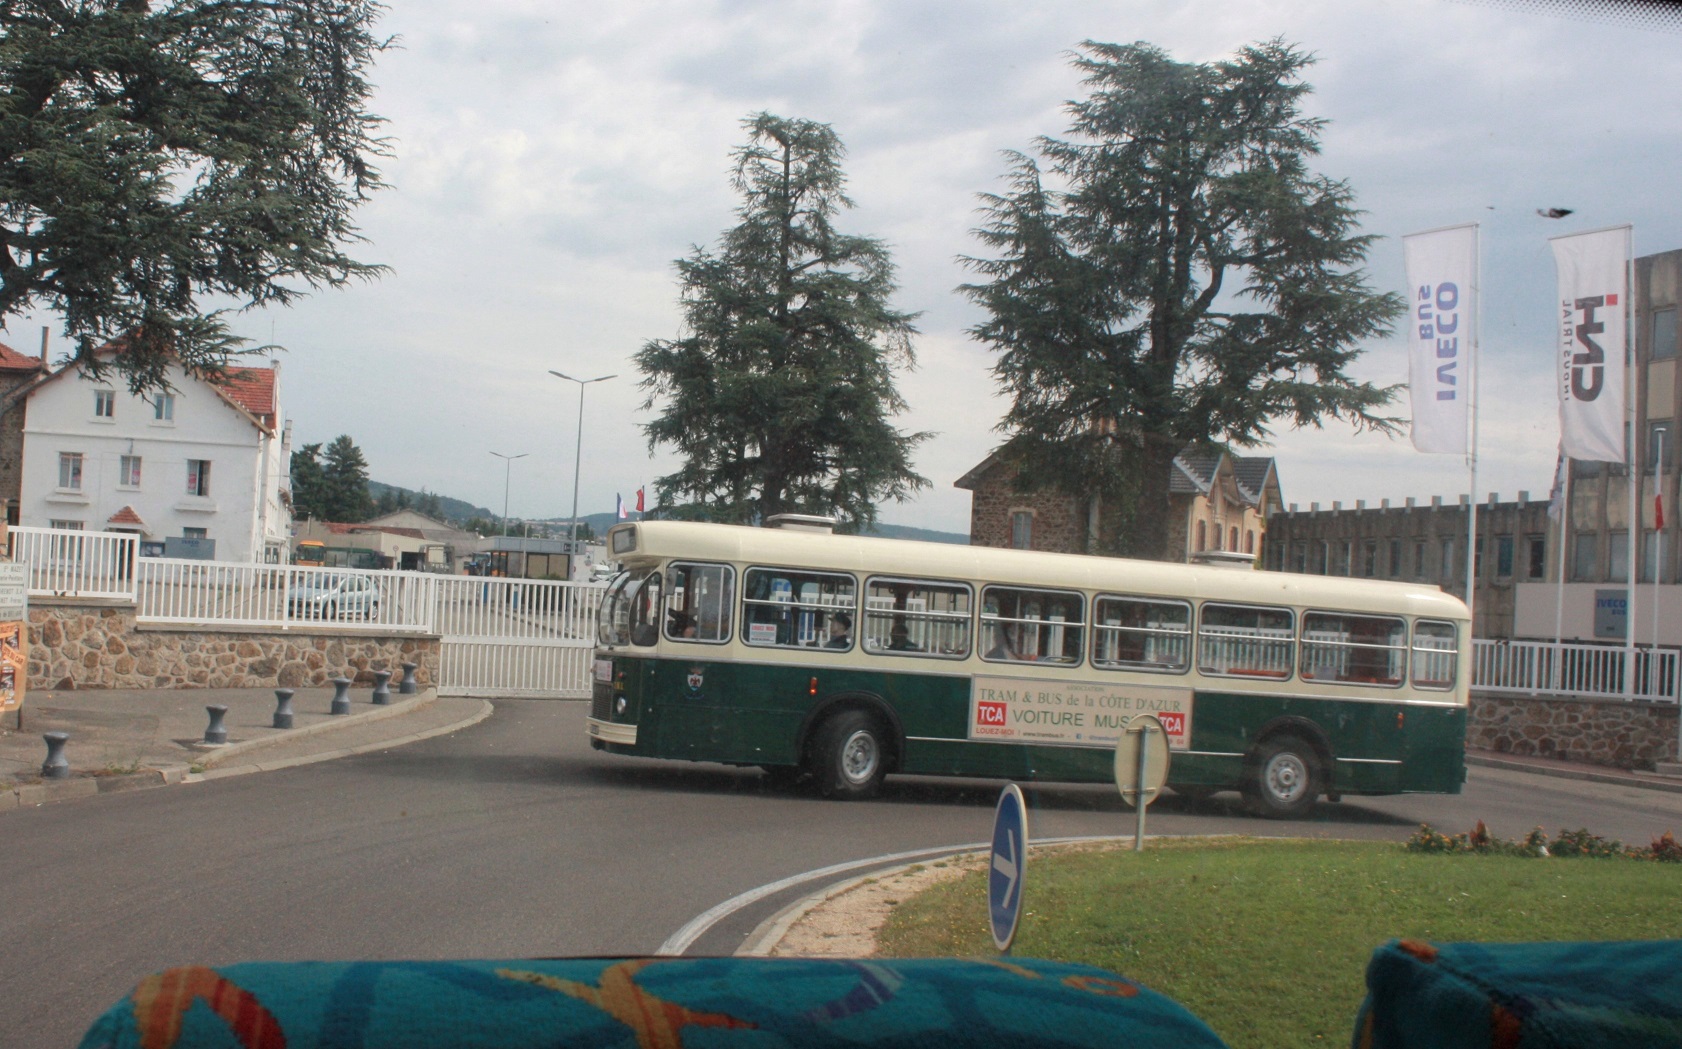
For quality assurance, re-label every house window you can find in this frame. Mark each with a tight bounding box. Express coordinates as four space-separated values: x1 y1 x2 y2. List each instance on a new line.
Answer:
1527 535 1547 580
153 393 175 421
1496 535 1514 579
58 452 83 490
186 459 211 497
1245 530 1255 554
48 519 84 530
1336 541 1351 575
1290 541 1307 573
1312 540 1328 575
1229 526 1239 551
1654 307 1678 361
1572 533 1596 581
1010 511 1033 550
1440 537 1456 578
1361 540 1377 578
94 390 115 418
183 527 208 540
1640 530 1659 583
1608 531 1629 584
1195 521 1207 552
1414 540 1427 579
1388 540 1402 578
119 455 142 487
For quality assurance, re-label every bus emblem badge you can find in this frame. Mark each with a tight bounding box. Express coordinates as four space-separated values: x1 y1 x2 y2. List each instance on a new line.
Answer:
686 668 705 692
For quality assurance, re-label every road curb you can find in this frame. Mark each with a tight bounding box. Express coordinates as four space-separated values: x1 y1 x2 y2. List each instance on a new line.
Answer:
1466 753 1682 795
737 853 985 957
2 698 493 810
195 690 440 769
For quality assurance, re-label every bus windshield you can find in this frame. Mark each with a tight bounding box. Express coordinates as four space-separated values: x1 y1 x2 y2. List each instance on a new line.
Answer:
598 569 660 647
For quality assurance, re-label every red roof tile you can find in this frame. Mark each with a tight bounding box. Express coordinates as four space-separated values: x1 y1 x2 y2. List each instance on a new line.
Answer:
107 505 146 527
214 366 277 425
0 340 45 373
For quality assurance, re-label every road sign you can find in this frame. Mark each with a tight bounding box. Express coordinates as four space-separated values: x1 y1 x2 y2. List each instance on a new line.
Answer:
988 782 1028 953
1114 715 1171 851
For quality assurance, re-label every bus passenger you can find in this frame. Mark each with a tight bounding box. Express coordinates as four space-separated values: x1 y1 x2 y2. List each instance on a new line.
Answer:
825 612 852 649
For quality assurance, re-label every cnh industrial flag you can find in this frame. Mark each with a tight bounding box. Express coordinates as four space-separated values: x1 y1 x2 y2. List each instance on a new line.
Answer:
1551 226 1631 463
1404 224 1478 454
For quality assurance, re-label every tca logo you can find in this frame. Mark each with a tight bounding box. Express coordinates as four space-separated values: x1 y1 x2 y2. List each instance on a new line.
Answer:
1569 293 1618 401
976 701 1007 726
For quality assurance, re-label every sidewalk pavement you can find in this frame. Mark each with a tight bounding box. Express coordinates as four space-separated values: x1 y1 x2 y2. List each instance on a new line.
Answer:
1465 747 1682 795
0 683 493 811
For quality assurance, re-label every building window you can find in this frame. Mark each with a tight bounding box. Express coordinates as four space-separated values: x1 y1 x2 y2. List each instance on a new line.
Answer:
1245 530 1255 553
1496 535 1514 579
1641 530 1659 584
119 455 142 487
182 527 209 540
1361 540 1377 578
1527 535 1547 580
1414 540 1427 580
58 452 83 490
1229 526 1239 551
1337 541 1351 575
1388 540 1402 578
1649 421 1674 470
186 459 211 497
94 389 115 418
1196 521 1207 552
1572 533 1596 581
1010 511 1033 550
1608 531 1629 584
1654 307 1678 361
1440 537 1456 579
1312 541 1328 575
153 393 175 421
48 519 84 530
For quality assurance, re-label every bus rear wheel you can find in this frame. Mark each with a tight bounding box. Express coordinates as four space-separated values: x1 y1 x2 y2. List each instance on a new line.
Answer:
1243 735 1320 819
810 711 887 800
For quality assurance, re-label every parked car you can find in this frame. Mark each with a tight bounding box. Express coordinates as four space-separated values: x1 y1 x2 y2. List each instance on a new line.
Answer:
289 573 379 620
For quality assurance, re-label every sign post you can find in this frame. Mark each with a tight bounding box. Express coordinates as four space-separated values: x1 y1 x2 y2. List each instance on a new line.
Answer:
1113 715 1170 851
988 782 1028 953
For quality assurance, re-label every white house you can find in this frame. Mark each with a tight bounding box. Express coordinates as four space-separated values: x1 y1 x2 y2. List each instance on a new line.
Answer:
20 352 292 562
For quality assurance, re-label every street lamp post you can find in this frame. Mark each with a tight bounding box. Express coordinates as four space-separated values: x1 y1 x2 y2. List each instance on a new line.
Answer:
489 451 528 537
549 370 616 550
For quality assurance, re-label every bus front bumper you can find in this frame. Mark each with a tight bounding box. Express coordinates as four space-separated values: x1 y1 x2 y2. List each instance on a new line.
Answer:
586 717 638 746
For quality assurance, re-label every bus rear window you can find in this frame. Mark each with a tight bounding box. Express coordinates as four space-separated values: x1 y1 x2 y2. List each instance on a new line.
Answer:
742 568 856 650
1411 620 1458 690
1093 596 1190 673
1198 603 1293 679
980 586 1084 664
1301 612 1406 686
664 563 734 643
863 578 972 658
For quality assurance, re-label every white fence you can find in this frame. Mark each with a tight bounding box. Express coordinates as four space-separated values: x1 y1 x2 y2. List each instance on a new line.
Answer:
1472 638 1680 704
11 525 604 698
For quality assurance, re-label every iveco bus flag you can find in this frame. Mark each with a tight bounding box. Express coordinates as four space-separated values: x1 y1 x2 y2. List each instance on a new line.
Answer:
1551 226 1631 464
1404 224 1478 455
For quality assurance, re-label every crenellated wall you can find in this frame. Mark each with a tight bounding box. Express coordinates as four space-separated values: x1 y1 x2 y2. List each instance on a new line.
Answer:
28 600 438 691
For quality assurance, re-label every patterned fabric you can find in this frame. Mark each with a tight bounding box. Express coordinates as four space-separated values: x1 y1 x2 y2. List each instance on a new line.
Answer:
1354 939 1682 1049
77 955 1230 1049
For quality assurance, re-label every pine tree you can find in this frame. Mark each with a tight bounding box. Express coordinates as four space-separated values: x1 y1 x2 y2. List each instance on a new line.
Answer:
963 40 1402 560
289 443 327 521
320 435 374 522
636 113 930 531
0 0 390 391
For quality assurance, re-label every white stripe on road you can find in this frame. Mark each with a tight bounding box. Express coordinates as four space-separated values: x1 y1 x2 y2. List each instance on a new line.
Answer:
658 835 1120 956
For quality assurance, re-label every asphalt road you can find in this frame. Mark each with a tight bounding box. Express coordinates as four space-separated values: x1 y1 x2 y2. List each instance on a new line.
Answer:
8 699 1682 1047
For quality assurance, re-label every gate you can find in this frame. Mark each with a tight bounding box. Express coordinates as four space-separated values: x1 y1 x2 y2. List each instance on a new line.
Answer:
433 577 604 698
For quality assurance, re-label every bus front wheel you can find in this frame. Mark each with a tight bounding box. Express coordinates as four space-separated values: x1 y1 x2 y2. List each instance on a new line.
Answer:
1243 736 1319 819
810 711 886 800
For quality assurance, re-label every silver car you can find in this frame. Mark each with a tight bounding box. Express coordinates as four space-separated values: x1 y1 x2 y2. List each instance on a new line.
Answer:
289 573 379 620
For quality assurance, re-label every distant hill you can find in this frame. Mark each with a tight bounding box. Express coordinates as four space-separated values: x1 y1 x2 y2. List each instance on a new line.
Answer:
367 481 493 525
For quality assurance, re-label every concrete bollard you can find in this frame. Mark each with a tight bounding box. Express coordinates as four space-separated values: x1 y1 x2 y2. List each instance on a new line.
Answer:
330 677 352 716
41 731 70 779
204 705 229 745
273 689 296 730
372 670 392 706
399 662 418 695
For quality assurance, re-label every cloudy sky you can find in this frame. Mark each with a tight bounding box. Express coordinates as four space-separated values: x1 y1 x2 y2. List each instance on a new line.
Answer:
19 0 1682 532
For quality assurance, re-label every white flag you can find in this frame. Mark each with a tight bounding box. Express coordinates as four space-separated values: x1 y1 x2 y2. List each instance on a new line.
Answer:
1404 225 1478 454
1552 226 1630 464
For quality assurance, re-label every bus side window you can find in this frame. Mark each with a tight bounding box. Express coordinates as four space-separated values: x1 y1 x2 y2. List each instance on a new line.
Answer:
864 578 973 658
664 563 734 643
1300 611 1406 686
1093 597 1190 672
1197 603 1292 679
1411 620 1458 689
630 572 662 647
980 586 1084 664
741 567 857 651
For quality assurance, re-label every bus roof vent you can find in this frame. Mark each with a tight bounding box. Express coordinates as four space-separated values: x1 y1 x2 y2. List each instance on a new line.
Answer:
764 514 837 534
1188 550 1257 570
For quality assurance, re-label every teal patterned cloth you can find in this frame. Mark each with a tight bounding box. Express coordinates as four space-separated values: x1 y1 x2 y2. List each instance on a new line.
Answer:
1354 939 1682 1049
77 955 1231 1049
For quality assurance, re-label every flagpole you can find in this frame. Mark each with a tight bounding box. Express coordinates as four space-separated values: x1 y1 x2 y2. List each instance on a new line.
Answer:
1464 224 1482 630
1654 431 1664 674
1625 236 1637 701
1553 453 1570 692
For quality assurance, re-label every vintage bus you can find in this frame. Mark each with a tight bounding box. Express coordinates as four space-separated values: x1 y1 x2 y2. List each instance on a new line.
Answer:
588 517 1469 816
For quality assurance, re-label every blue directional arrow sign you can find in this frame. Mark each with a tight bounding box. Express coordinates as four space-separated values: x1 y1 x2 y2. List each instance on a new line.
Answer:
989 782 1029 952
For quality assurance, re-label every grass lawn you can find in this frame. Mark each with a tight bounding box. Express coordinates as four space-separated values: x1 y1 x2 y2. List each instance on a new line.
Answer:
877 838 1682 1049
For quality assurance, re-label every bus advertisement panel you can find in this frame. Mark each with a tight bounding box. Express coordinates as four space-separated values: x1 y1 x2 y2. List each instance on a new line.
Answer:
969 676 1193 750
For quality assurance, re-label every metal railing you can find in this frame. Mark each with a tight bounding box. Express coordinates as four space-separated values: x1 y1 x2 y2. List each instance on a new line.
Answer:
9 526 138 600
134 559 441 632
1472 638 1680 703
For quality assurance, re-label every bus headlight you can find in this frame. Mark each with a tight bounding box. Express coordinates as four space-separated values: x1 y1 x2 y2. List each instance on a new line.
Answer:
615 696 628 716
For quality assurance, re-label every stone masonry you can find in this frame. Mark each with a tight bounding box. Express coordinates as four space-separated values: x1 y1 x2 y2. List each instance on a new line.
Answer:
29 601 439 691
1468 693 1678 771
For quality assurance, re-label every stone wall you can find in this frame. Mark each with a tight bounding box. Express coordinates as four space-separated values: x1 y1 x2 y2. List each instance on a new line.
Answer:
28 601 439 691
1468 692 1678 770
962 459 1087 552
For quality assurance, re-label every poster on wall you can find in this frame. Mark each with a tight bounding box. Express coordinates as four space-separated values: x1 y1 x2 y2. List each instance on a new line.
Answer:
0 562 26 714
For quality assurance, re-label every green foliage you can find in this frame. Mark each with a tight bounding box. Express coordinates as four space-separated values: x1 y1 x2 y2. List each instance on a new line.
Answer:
962 40 1402 559
0 0 391 391
289 443 327 521
292 434 372 521
1407 821 1682 861
880 839 1682 1049
636 112 931 531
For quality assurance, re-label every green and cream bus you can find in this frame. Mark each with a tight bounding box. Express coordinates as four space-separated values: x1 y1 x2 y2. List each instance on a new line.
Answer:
588 517 1468 816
